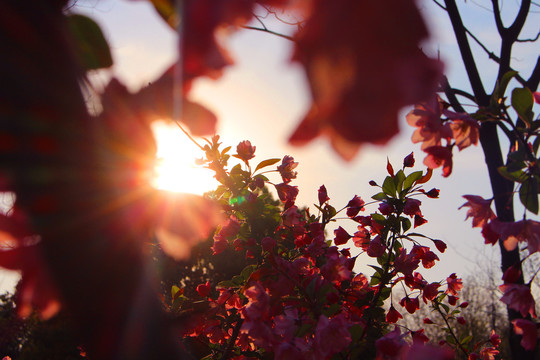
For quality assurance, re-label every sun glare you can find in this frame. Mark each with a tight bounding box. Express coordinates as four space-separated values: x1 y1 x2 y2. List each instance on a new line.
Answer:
152 122 218 195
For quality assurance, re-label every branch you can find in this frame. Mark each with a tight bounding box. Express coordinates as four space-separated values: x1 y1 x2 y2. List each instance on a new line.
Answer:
444 0 488 103
516 29 540 43
241 25 294 41
508 0 531 38
526 55 540 91
491 0 506 35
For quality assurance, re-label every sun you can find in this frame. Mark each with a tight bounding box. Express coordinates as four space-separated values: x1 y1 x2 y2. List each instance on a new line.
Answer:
151 121 218 194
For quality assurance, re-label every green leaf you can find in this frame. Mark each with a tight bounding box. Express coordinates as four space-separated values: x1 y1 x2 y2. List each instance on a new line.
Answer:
394 170 406 194
492 70 517 105
371 192 387 201
171 285 181 300
401 217 411 232
67 14 113 70
371 213 387 225
511 87 534 126
519 177 539 214
382 176 397 197
403 171 423 191
498 166 528 183
460 335 473 346
240 265 258 280
254 158 281 172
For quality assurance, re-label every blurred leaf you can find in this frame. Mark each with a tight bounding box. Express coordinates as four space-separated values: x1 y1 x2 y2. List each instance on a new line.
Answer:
511 87 534 126
254 158 281 172
67 14 113 70
519 177 539 214
498 166 528 183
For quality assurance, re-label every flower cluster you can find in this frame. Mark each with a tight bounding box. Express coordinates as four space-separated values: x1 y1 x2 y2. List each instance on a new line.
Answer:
163 138 499 359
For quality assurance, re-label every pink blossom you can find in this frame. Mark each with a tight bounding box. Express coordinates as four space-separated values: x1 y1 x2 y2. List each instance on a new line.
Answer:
446 111 479 151
314 314 351 357
235 140 256 161
423 145 453 177
290 0 442 160
479 347 499 360
459 195 496 228
274 183 299 207
446 273 463 296
407 96 452 150
512 319 538 351
242 282 270 321
499 283 537 318
282 206 302 227
490 330 501 347
277 155 298 184
375 326 407 359
402 343 454 360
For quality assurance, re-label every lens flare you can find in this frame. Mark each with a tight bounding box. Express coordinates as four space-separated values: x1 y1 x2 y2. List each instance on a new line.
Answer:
151 122 218 194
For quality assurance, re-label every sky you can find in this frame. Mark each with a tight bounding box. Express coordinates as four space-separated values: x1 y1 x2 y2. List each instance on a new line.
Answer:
1 0 539 293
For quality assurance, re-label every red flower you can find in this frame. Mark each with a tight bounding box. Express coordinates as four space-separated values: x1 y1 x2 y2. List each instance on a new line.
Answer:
433 239 447 253
403 198 422 217
457 317 466 325
277 155 298 184
235 140 256 161
479 347 499 360
376 327 407 358
414 215 428 228
422 282 440 303
274 183 299 207
395 249 420 276
492 220 540 253
386 305 403 323
502 265 522 284
411 329 429 344
314 314 351 357
423 145 453 177
403 152 415 168
512 319 538 351
459 195 496 228
499 283 537 318
490 330 501 347
411 245 439 269
400 296 420 314
334 226 352 246
446 273 463 296
318 185 330 205
196 281 212 297
353 226 371 250
289 0 442 160
346 195 365 217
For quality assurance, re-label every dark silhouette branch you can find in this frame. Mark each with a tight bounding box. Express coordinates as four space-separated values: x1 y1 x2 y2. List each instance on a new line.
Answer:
241 25 294 41
444 0 488 103
491 0 505 35
526 55 540 90
516 29 540 42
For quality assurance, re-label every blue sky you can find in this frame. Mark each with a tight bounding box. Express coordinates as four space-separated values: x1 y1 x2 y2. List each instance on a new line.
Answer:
1 0 539 292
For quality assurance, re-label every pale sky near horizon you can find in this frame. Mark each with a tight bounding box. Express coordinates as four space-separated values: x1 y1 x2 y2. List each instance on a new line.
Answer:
1 0 539 293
